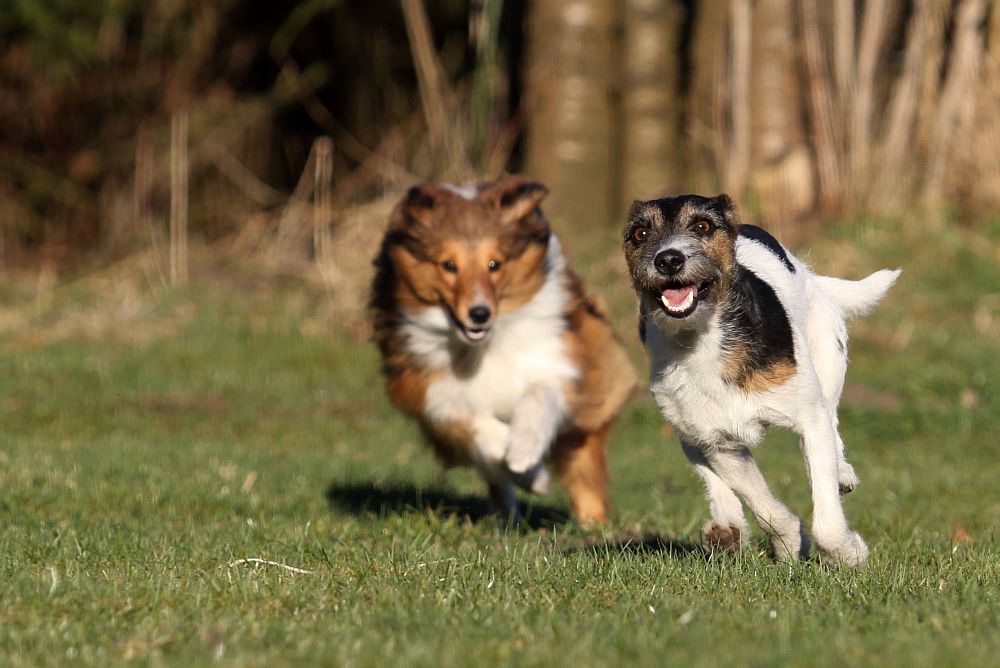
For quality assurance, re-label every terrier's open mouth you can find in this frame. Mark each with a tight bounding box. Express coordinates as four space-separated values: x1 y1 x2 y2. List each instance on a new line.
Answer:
658 278 716 318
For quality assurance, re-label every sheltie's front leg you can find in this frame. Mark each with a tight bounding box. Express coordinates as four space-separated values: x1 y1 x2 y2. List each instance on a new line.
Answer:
503 383 563 486
471 413 550 496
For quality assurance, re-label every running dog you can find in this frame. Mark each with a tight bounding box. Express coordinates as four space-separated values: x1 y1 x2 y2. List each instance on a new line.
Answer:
623 194 899 565
371 175 635 523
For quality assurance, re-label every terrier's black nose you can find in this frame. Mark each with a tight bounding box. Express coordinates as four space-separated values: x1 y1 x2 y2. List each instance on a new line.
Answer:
468 305 492 324
654 249 686 275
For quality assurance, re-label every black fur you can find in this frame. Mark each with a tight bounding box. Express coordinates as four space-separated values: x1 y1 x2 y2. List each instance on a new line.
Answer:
738 225 795 273
720 265 796 384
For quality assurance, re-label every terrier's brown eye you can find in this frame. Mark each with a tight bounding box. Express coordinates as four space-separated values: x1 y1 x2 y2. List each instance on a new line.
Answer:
632 227 649 242
442 260 457 273
488 259 502 272
694 220 712 234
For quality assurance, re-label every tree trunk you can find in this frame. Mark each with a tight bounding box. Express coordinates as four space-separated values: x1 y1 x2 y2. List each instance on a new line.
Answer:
687 0 730 193
748 0 813 231
523 0 617 232
923 0 989 211
619 0 685 208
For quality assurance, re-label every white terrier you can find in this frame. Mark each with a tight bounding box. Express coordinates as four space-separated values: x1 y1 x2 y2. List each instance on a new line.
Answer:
623 194 899 566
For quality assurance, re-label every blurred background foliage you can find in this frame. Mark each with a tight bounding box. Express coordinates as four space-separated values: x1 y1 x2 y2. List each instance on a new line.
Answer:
0 0 998 277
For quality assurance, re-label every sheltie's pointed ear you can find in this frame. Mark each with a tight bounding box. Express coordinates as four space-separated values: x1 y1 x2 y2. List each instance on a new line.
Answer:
389 183 444 230
486 175 549 226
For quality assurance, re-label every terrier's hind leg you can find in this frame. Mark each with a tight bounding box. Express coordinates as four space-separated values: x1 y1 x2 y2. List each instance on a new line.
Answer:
834 431 860 495
799 409 868 566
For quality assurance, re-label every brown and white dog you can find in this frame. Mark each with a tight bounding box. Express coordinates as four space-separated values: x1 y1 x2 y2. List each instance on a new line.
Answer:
370 175 635 523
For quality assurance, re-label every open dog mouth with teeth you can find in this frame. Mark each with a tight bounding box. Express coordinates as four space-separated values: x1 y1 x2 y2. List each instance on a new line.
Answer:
457 323 490 342
446 310 492 343
657 278 717 318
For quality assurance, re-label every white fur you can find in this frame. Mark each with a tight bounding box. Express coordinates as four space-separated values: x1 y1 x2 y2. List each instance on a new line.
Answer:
399 237 576 510
442 184 479 200
644 234 899 566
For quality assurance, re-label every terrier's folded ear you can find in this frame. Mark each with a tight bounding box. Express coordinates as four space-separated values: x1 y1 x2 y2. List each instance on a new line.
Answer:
712 193 740 231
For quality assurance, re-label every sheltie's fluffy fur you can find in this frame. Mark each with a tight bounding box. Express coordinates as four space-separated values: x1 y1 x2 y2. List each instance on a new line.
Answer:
623 194 899 565
371 175 635 522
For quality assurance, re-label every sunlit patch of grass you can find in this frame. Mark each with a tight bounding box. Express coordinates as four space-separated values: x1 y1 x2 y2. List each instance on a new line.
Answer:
0 223 997 666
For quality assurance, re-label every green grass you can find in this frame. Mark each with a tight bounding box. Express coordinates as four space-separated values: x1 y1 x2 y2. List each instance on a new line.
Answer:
1 223 997 667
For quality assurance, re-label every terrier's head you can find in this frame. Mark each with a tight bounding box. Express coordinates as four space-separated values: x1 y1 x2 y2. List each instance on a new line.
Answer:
623 194 740 334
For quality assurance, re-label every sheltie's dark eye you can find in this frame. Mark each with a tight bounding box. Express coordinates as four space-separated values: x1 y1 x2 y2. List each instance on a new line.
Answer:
488 259 502 272
631 227 649 243
693 219 712 234
442 260 457 273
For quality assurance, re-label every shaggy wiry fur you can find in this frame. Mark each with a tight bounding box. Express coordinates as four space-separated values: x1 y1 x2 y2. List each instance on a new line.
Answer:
371 175 635 523
623 194 899 565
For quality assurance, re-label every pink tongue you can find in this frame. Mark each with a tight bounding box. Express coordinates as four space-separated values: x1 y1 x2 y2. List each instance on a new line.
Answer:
662 285 696 307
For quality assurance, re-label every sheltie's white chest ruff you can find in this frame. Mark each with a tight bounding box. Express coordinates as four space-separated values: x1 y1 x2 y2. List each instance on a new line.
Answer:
399 238 579 425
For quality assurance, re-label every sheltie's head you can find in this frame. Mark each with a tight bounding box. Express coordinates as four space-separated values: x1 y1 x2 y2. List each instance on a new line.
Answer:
375 175 552 345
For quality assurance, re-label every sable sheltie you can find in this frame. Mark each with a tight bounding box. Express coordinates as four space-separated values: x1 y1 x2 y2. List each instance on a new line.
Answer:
623 194 899 565
370 175 635 523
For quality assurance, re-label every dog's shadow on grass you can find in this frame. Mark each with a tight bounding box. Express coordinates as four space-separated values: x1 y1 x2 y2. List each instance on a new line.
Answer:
325 481 571 530
561 531 703 559
325 481 705 558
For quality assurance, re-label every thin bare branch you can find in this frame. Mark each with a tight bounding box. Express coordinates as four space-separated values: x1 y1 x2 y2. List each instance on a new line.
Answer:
800 0 843 211
169 110 189 286
872 0 932 214
850 0 891 209
228 558 313 575
924 0 990 209
400 0 449 154
833 0 855 112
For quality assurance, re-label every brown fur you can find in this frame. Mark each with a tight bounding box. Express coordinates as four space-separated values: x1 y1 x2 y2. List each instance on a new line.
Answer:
724 355 797 393
551 424 615 523
703 521 743 553
370 175 636 522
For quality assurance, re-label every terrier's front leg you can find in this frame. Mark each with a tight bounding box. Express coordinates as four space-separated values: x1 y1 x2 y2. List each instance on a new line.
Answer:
503 384 563 492
681 440 750 553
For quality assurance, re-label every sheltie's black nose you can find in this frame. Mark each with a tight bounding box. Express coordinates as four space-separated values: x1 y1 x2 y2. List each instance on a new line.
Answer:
468 305 492 325
654 249 685 275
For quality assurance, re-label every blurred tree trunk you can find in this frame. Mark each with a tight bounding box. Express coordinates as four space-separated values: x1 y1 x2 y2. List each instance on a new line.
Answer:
687 1 730 193
523 0 616 231
870 0 934 215
749 0 813 231
619 0 685 208
849 0 893 210
973 0 1000 207
800 0 844 213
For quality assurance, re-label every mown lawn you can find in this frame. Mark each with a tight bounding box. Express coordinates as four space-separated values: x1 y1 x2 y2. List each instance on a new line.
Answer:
1 222 997 667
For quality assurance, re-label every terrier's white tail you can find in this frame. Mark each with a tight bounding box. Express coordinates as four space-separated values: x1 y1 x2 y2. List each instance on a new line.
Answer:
814 268 901 318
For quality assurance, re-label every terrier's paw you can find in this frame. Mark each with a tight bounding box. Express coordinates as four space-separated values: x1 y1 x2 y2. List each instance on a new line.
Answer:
770 523 808 562
838 462 860 495
703 521 744 554
817 530 869 567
